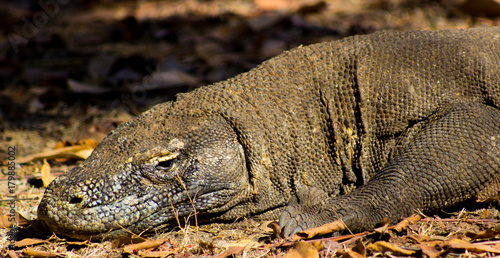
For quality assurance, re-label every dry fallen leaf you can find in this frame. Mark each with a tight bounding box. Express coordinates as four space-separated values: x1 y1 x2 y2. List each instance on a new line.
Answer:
353 239 366 257
293 220 345 240
0 212 29 228
0 213 15 229
123 239 165 254
284 241 320 258
418 243 443 258
338 239 366 258
214 246 245 258
391 214 422 232
41 159 55 187
23 247 58 258
5 250 18 258
445 238 500 254
465 228 500 240
214 238 259 257
366 241 416 256
17 140 98 163
373 218 390 233
15 238 46 248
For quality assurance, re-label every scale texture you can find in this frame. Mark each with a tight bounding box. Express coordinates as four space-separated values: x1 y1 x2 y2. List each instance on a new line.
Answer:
38 27 500 240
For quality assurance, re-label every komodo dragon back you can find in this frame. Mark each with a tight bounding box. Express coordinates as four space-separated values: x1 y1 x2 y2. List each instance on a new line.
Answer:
38 27 500 240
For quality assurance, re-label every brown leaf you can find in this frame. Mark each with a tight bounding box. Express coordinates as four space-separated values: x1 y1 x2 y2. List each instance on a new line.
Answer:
293 220 345 240
465 228 500 240
123 239 165 254
214 246 245 258
14 238 46 248
0 212 29 228
366 241 416 256
0 213 15 229
284 242 320 258
338 249 365 258
112 236 146 248
41 159 55 187
445 238 500 253
17 140 97 163
373 218 390 233
353 239 366 257
391 214 422 232
5 250 19 258
213 238 259 257
418 243 443 258
23 247 58 258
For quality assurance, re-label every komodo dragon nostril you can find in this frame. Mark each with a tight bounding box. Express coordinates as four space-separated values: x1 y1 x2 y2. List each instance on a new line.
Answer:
69 196 84 204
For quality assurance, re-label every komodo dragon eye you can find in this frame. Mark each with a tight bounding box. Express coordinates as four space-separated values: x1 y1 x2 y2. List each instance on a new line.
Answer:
156 158 175 170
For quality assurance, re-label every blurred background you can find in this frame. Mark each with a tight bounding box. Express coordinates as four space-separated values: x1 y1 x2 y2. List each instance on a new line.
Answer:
1 0 499 156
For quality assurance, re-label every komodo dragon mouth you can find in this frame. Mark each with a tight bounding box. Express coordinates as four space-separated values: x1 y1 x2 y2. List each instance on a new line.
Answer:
38 174 240 240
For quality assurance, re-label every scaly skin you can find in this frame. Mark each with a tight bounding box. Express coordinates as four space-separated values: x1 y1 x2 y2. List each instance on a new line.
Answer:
38 27 500 240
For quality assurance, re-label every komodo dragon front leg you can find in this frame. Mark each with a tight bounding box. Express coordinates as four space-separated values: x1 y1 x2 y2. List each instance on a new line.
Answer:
280 101 500 236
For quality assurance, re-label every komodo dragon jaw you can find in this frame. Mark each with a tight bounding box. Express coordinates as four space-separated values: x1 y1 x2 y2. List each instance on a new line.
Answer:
38 113 251 240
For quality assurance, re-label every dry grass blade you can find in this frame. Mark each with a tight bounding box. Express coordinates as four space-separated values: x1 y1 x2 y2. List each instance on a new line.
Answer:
140 250 176 257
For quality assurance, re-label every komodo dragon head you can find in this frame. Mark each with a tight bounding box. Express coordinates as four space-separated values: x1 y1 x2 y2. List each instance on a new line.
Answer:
37 104 252 240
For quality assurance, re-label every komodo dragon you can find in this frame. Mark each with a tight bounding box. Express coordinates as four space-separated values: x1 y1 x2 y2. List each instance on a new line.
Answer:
38 27 500 240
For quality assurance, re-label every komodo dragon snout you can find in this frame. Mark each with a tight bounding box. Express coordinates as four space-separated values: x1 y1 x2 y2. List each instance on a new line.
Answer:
38 113 251 240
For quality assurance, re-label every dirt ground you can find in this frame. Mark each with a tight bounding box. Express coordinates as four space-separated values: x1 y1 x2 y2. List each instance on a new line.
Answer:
1 0 500 257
